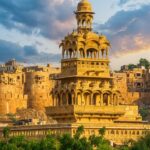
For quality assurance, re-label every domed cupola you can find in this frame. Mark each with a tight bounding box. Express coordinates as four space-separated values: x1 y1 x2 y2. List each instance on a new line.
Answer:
75 0 94 32
77 0 93 12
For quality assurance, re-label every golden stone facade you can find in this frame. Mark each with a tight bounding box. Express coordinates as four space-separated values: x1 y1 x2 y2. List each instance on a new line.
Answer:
24 65 60 110
114 67 150 104
0 60 60 114
0 0 150 145
0 60 27 114
46 0 150 145
53 0 122 108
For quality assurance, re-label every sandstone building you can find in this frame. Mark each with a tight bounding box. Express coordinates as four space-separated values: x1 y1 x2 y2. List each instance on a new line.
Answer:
0 60 27 114
0 60 60 114
114 67 150 104
24 65 60 110
0 0 150 145
45 0 150 145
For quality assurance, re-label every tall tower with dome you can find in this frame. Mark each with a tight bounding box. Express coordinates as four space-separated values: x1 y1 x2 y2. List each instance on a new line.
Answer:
46 0 150 145
53 0 122 107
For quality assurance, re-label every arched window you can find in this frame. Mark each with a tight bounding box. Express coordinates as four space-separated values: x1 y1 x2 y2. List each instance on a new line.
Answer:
82 20 86 27
57 94 61 106
68 93 72 105
103 93 109 105
86 48 98 58
62 93 66 105
86 49 92 58
84 92 91 105
68 49 73 58
79 48 84 58
92 93 100 105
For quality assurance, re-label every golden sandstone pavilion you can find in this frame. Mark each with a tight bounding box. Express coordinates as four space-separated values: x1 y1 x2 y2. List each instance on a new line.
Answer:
0 0 150 146
46 0 150 144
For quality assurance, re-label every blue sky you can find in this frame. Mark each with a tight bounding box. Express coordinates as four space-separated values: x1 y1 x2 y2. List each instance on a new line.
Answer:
0 0 150 69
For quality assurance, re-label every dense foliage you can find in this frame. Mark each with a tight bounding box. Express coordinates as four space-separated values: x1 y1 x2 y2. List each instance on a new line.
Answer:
139 107 149 120
127 58 150 70
0 126 150 150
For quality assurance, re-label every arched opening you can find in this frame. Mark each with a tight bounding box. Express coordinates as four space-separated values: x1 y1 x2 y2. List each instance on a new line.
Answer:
84 92 91 105
86 48 98 58
62 93 66 105
103 93 109 106
82 19 86 27
87 49 92 58
101 49 105 58
68 93 72 105
71 91 75 105
92 93 100 105
72 42 77 57
87 19 91 28
79 48 85 58
68 49 73 58
52 94 55 106
57 94 61 106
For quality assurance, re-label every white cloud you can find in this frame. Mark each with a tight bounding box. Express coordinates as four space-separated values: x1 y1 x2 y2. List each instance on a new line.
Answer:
0 25 60 54
119 0 150 10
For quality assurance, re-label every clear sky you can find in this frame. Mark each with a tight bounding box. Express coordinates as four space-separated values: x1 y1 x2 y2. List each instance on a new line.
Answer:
0 0 150 70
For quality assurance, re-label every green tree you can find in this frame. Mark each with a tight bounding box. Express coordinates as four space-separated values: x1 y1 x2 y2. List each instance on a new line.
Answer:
1 143 18 150
99 127 106 137
39 135 60 150
88 127 113 150
3 127 10 140
60 126 93 150
72 133 93 150
138 58 150 69
0 141 5 150
60 133 74 150
128 64 137 70
131 134 150 150
74 125 84 140
139 108 149 120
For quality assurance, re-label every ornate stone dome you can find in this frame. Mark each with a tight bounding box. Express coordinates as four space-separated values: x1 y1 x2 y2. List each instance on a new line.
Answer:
77 0 93 12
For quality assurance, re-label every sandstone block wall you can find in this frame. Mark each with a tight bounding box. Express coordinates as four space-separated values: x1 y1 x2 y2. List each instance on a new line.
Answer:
0 61 60 114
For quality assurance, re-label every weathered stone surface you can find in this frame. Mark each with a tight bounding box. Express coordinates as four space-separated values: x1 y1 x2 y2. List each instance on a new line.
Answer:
0 60 60 114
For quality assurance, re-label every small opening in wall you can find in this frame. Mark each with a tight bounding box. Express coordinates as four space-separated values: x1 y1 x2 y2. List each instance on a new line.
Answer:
17 76 20 80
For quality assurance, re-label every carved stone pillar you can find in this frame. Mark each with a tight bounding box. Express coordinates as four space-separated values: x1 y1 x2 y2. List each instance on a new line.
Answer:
91 93 93 105
81 93 84 106
100 93 103 106
66 94 69 105
110 94 113 105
